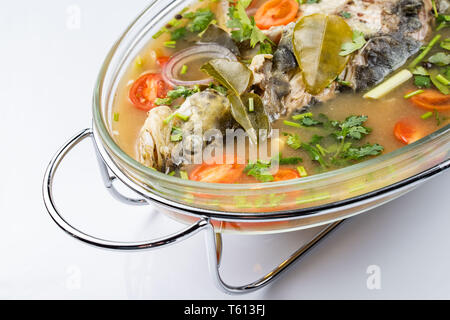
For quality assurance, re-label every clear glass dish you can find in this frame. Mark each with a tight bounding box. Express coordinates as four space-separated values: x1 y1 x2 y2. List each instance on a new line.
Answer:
92 0 450 233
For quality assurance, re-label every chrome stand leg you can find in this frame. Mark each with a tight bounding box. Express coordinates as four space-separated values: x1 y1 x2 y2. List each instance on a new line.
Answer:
204 220 345 295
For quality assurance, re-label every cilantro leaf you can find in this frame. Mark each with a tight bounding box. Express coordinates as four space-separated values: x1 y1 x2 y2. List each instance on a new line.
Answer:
340 11 352 19
300 116 322 127
250 20 267 47
167 86 200 100
244 161 274 182
279 156 303 165
227 2 270 48
301 143 328 168
332 115 371 140
427 52 450 66
186 9 215 33
340 30 366 56
414 75 431 88
284 133 302 150
171 27 187 41
341 143 384 160
441 38 450 50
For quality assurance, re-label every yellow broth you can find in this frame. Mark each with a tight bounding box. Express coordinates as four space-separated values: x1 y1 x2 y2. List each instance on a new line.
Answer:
112 1 450 182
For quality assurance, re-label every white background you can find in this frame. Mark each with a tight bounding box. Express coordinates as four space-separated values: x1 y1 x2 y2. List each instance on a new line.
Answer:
0 0 449 300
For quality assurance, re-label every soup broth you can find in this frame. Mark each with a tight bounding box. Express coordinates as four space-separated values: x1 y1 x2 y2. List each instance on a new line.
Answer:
112 0 450 184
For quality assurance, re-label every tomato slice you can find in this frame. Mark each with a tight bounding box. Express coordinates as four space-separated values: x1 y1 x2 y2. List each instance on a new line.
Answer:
273 168 301 182
157 56 170 68
409 89 450 111
394 118 425 145
129 73 171 111
254 0 299 30
190 156 246 184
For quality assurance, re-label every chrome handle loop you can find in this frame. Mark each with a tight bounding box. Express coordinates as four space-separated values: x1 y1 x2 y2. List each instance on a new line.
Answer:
42 128 209 251
42 128 346 293
204 220 345 295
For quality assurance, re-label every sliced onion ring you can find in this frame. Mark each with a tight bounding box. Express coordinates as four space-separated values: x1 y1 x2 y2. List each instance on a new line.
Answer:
162 44 237 87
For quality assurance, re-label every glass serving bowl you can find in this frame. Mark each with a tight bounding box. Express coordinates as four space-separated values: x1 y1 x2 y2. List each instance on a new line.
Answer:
90 0 450 234
43 0 450 294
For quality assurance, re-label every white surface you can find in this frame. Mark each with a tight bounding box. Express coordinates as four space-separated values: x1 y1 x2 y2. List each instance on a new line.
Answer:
0 0 449 300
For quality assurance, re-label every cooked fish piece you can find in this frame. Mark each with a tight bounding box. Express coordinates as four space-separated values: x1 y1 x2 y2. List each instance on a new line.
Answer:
249 54 273 87
437 0 450 13
174 89 233 143
262 23 298 121
137 106 174 170
283 73 337 115
261 0 433 117
137 90 233 170
344 0 433 90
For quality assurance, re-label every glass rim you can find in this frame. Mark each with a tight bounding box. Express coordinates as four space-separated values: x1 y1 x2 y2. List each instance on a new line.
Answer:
92 0 450 194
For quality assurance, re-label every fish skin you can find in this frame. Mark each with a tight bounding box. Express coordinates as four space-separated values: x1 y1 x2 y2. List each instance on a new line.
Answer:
262 23 298 121
349 0 433 90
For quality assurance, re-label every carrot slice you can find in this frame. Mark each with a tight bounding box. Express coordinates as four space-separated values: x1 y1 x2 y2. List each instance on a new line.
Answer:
409 89 450 111
254 0 299 30
394 118 425 145
273 168 301 182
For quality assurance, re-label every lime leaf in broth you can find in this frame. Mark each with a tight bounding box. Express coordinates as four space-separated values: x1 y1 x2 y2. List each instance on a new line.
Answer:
228 93 270 144
201 59 253 96
292 14 353 95
429 69 450 95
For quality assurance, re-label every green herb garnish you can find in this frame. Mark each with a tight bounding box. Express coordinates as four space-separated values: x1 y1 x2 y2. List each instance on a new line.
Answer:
339 30 366 56
284 133 302 150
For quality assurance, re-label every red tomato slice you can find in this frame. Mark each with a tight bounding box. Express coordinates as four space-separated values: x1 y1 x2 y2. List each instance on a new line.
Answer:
157 56 170 68
394 118 424 145
273 168 300 182
129 73 171 111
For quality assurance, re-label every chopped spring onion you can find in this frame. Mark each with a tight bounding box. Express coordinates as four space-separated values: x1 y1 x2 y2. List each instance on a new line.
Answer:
315 144 329 156
134 55 143 68
113 112 120 122
164 41 177 48
297 166 308 177
248 97 254 112
404 89 424 99
283 120 302 128
164 114 175 124
180 64 188 75
292 112 313 120
432 0 438 18
363 69 413 100
408 34 442 69
436 74 450 85
153 27 168 39
175 113 190 121
168 171 176 176
437 22 447 31
168 18 182 27
171 134 183 142
421 111 433 120
155 97 172 106
180 171 189 180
